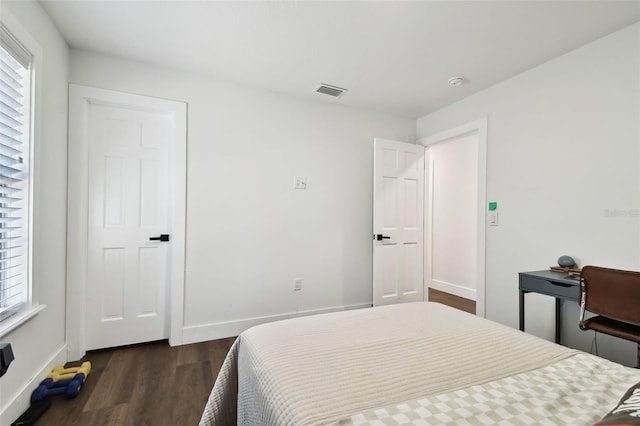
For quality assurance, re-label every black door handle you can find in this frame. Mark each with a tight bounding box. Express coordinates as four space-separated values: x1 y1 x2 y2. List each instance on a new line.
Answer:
375 234 391 241
150 234 170 242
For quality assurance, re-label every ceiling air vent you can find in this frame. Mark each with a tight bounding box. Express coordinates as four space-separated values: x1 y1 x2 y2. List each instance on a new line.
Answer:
314 84 348 98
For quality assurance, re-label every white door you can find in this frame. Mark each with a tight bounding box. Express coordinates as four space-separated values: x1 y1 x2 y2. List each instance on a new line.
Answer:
85 105 173 350
67 85 187 356
373 138 425 306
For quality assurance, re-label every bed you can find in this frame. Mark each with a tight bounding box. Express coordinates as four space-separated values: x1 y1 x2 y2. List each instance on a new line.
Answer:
199 302 640 425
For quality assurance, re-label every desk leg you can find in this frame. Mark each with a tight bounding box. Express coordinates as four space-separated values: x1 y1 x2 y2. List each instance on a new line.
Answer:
519 290 524 332
555 298 561 344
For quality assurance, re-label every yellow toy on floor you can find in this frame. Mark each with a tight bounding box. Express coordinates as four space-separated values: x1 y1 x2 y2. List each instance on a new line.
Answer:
30 361 92 404
47 361 91 382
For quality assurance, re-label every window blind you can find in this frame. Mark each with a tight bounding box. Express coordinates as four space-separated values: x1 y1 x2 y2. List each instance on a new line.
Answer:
0 25 32 321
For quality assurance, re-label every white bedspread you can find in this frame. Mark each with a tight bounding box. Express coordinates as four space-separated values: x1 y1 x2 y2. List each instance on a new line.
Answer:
199 302 639 425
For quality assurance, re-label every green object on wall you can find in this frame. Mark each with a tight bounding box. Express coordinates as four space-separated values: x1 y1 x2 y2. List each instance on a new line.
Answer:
488 202 497 211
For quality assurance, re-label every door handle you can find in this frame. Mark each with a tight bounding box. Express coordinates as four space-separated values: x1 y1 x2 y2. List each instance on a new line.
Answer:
149 234 170 242
375 234 391 241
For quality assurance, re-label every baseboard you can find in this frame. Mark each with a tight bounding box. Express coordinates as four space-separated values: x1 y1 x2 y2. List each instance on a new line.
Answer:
0 343 67 426
429 280 476 301
181 303 372 345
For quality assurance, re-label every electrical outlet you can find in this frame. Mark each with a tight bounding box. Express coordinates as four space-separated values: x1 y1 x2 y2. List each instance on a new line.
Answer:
293 278 302 291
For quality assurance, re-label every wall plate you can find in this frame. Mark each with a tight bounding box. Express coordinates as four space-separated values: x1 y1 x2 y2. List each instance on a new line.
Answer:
294 176 307 189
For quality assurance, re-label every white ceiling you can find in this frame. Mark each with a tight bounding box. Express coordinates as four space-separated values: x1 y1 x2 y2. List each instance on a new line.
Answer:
39 0 640 118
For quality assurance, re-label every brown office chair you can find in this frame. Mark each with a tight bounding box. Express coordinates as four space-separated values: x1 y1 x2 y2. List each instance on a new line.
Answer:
579 265 640 367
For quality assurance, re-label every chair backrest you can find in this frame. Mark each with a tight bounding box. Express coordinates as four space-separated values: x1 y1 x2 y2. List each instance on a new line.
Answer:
580 265 640 327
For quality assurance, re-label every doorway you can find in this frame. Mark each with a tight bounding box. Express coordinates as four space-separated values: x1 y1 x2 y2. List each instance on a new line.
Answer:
419 118 487 317
66 85 187 360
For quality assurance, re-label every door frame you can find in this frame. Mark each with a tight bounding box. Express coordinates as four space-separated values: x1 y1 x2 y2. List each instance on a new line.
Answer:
66 84 187 361
417 117 487 317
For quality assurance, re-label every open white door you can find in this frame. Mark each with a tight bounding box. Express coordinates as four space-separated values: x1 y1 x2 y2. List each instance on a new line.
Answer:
373 138 425 306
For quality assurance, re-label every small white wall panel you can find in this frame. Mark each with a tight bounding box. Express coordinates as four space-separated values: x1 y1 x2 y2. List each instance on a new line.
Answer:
140 159 159 227
137 246 160 316
404 178 417 228
381 244 398 297
382 176 398 229
402 242 418 294
104 157 124 227
102 248 125 320
382 148 398 172
404 151 418 174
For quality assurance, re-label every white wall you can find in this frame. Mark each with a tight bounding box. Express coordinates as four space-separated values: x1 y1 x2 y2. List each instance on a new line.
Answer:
417 23 640 366
0 1 69 424
69 50 415 342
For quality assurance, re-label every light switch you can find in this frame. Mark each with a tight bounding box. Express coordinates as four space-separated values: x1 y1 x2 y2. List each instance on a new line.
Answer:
488 212 498 226
294 176 307 190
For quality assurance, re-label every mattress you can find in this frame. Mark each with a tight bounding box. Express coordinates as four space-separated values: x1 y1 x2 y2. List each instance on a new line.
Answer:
199 302 640 425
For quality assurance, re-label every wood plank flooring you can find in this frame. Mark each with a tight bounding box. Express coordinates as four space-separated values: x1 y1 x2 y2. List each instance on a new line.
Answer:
428 287 476 314
33 296 471 426
35 337 235 426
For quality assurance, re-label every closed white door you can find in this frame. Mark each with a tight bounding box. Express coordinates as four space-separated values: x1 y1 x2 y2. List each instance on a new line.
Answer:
67 85 186 360
373 138 425 306
85 102 173 350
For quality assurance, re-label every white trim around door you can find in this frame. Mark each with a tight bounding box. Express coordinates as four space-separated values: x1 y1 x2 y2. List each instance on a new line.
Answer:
66 85 187 361
418 117 488 317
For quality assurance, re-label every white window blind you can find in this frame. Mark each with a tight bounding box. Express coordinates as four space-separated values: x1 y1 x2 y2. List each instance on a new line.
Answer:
0 24 32 322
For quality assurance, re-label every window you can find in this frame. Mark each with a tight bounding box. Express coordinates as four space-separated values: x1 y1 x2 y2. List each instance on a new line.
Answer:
0 23 33 322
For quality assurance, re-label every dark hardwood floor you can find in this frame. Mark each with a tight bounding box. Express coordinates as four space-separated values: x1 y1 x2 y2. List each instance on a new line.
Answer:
35 337 236 426
428 287 476 314
33 296 470 425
